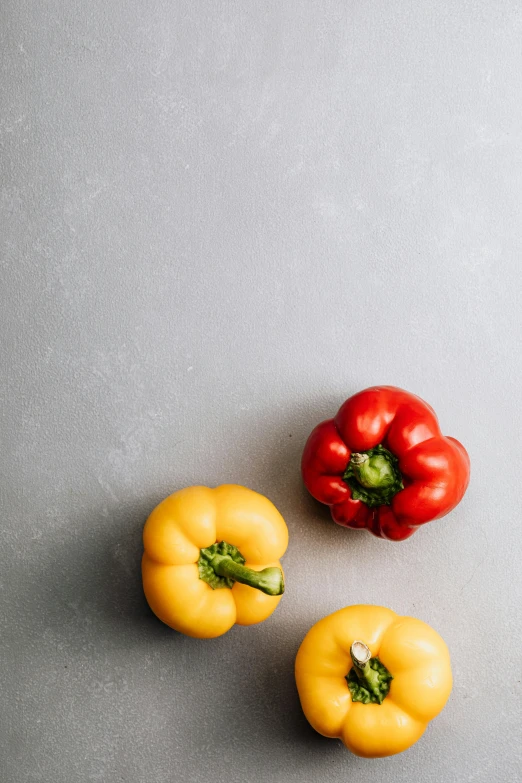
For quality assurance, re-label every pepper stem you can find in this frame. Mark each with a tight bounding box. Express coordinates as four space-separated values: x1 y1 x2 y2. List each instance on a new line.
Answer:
351 640 372 666
351 642 381 700
351 452 396 489
343 444 404 508
210 554 284 596
347 641 393 705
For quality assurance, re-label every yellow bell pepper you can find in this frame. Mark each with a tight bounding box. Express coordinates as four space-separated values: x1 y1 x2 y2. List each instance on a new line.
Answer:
142 484 288 639
295 605 452 758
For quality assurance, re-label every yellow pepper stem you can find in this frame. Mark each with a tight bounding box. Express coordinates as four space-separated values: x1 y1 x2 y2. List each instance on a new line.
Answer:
210 554 284 596
348 641 393 705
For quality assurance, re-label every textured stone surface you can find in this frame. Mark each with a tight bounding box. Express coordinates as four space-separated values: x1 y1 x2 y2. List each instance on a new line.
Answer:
1 2 521 781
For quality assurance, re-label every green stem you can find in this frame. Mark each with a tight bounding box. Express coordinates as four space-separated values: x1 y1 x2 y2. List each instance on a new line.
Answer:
347 641 393 705
198 541 284 595
351 452 396 489
210 555 284 596
343 444 403 508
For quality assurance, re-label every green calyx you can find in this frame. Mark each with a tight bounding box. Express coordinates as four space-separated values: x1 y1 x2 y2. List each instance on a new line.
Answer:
343 444 403 508
198 541 245 589
198 540 284 596
346 641 393 705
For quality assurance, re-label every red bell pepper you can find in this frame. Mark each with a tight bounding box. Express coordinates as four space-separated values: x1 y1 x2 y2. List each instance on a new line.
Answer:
301 386 470 541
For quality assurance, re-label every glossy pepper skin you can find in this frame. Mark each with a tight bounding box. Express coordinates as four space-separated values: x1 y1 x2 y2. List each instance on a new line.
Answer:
295 605 452 758
142 485 288 638
302 386 470 540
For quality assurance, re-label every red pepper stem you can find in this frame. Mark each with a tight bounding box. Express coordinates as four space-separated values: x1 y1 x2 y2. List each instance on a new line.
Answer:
351 450 396 490
351 453 369 466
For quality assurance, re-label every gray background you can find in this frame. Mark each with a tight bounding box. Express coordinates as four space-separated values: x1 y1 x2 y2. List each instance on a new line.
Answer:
1 2 521 781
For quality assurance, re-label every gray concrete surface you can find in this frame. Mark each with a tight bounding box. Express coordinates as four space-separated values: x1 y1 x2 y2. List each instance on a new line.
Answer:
2 2 521 781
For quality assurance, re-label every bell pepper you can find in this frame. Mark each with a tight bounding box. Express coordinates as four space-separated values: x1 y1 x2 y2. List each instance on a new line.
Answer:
302 385 470 540
142 484 288 638
295 605 452 758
